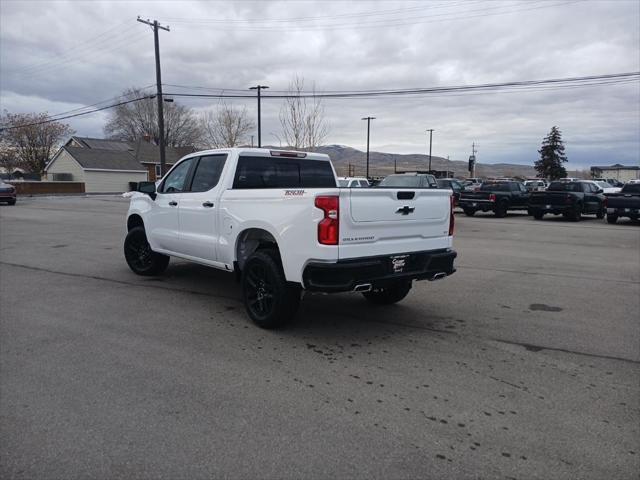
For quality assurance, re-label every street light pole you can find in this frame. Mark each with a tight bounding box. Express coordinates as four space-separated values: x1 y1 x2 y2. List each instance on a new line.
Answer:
362 116 375 179
426 129 434 172
249 85 269 147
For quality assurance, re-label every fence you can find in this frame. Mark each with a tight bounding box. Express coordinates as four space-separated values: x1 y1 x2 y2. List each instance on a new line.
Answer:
8 181 85 195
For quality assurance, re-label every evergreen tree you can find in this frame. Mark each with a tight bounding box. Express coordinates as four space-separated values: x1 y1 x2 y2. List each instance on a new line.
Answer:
535 126 567 180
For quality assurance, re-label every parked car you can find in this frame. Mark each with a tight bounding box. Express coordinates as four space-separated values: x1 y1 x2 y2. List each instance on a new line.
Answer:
458 181 530 217
604 183 640 223
463 178 482 190
528 180 606 221
592 180 621 194
337 177 370 188
376 173 438 188
600 178 624 188
524 180 547 192
436 178 464 204
125 148 456 328
0 181 16 205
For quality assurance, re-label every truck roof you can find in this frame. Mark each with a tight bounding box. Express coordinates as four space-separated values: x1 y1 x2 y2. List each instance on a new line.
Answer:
183 147 331 162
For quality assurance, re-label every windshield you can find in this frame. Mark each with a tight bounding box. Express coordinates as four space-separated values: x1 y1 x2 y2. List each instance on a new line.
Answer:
595 181 612 188
378 176 423 188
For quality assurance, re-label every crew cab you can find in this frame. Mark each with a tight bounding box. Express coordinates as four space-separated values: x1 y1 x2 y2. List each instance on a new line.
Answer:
528 180 606 221
124 149 456 328
604 183 640 223
458 181 529 217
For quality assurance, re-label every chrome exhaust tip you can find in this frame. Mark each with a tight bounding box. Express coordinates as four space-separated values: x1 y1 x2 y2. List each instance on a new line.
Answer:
353 283 373 292
429 272 447 281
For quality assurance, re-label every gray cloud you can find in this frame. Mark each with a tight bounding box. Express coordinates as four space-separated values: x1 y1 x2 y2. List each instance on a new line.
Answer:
1 0 638 169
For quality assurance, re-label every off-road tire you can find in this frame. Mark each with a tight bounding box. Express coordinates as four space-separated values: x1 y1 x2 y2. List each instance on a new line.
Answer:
564 204 582 222
124 226 170 276
8 199 16 206
596 206 605 219
494 201 508 218
533 211 544 220
363 280 412 305
606 214 618 224
241 249 301 329
463 208 476 217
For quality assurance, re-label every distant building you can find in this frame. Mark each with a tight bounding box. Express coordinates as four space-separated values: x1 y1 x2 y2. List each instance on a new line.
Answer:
590 164 640 182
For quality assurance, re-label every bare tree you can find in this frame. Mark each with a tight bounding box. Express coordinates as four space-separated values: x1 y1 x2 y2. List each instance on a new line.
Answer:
104 88 202 147
279 75 329 150
0 111 74 174
0 139 22 175
201 103 255 148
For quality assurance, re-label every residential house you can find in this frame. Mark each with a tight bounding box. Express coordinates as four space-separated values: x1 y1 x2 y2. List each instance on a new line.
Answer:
45 136 197 192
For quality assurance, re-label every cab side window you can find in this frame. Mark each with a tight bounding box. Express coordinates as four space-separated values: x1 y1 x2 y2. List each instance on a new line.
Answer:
159 158 195 193
189 155 227 192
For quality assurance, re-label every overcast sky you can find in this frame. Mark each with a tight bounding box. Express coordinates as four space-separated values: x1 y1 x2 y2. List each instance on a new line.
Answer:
1 0 639 169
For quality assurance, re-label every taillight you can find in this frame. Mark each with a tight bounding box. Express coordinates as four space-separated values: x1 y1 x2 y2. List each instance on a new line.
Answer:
449 194 455 236
489 193 496 202
315 195 339 245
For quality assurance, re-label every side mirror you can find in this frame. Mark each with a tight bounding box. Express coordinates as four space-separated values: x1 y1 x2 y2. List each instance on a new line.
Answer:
138 181 157 200
596 188 604 194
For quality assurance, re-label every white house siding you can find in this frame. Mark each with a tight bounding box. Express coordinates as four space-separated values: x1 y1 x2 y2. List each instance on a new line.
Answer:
46 150 86 181
84 170 148 193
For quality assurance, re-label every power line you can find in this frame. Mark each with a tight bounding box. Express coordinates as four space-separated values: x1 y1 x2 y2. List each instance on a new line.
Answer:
1 72 637 130
162 72 639 100
165 0 578 31
0 95 154 130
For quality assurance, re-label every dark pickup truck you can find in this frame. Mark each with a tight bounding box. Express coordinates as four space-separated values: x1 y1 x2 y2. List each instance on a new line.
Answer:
528 181 605 221
605 183 640 223
458 181 529 217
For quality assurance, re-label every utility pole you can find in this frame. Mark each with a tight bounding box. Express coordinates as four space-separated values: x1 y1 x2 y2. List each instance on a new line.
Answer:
361 116 375 179
469 142 478 178
137 17 170 177
249 85 269 147
426 129 434 172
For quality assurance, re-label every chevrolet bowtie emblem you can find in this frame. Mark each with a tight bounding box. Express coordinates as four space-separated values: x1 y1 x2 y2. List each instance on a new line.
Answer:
396 205 415 215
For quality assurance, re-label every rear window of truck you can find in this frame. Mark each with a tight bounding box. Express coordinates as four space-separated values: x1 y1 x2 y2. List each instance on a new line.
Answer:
547 182 582 192
233 156 336 189
480 183 511 192
621 184 640 193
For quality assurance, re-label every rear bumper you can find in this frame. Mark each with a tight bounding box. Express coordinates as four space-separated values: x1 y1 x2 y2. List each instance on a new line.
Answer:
458 199 494 211
529 204 572 214
607 207 639 218
303 249 457 292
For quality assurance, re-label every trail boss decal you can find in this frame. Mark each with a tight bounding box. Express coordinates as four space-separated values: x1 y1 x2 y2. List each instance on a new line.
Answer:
285 189 306 196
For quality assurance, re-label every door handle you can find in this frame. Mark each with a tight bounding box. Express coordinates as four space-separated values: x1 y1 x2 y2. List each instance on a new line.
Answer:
169 201 178 206
202 201 214 208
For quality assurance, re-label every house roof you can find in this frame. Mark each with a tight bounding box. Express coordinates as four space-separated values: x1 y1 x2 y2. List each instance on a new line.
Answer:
590 165 640 171
67 136 134 152
62 146 146 171
134 140 195 164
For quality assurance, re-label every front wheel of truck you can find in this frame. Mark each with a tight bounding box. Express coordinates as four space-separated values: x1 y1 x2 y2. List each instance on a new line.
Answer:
124 226 170 276
363 280 412 305
242 249 301 329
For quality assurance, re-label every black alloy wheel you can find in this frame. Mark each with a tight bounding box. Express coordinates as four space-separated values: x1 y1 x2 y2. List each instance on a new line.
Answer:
241 249 300 329
124 226 169 276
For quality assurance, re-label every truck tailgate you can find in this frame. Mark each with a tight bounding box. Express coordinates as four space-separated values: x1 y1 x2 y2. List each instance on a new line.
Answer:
339 188 452 260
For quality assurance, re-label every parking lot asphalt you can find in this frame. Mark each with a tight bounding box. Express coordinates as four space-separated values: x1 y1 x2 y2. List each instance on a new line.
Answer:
1 196 638 480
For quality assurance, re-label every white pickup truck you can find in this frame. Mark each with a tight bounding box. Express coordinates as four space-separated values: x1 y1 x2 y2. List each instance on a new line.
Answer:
124 148 456 328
